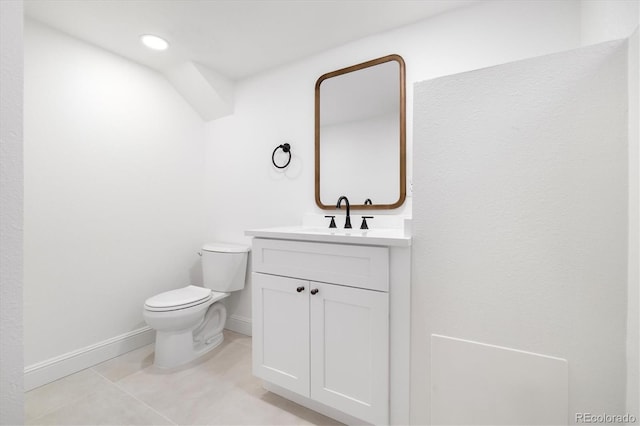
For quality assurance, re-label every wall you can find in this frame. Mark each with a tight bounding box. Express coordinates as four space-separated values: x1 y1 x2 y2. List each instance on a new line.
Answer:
16 0 638 413
412 39 629 425
626 27 639 420
581 0 640 46
580 1 640 418
23 20 206 379
0 1 24 423
204 0 582 326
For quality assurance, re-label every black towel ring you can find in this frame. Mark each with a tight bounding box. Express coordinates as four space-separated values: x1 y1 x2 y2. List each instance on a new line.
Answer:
272 143 291 169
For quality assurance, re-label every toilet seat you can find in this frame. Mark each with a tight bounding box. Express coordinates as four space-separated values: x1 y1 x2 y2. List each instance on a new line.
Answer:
144 285 213 312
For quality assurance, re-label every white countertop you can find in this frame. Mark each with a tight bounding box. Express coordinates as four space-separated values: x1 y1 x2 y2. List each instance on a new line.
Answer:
245 225 411 247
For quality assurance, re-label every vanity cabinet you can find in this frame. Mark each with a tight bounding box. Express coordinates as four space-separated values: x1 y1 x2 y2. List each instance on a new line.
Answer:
251 238 390 425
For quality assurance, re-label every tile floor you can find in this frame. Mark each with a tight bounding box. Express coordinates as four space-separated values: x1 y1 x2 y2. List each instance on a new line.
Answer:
25 331 342 425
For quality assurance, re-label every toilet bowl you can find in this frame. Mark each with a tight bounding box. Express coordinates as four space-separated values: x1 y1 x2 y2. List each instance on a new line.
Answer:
143 243 249 369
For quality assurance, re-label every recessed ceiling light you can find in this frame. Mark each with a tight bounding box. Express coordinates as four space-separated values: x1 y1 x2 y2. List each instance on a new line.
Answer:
140 34 169 51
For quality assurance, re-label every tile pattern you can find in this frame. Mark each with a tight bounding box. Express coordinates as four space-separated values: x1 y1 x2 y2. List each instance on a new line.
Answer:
25 331 342 425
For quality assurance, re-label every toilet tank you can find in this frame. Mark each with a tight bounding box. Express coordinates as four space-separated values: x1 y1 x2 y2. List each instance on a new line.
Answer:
201 243 250 292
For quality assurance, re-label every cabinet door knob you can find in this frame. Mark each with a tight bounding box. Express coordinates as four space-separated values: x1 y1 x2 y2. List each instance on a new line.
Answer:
296 286 305 293
310 288 319 295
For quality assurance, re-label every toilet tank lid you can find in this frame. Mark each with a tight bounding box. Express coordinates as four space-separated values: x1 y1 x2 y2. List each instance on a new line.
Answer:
202 242 250 253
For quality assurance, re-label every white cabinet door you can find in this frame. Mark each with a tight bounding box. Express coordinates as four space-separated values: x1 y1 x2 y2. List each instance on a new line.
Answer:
309 282 389 425
252 272 310 396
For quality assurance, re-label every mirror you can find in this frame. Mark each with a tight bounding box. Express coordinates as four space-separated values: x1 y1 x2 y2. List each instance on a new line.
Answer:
315 54 406 210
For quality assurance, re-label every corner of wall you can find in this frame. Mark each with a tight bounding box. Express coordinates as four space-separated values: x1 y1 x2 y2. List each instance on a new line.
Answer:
0 0 24 424
164 61 234 122
580 0 640 46
626 25 639 419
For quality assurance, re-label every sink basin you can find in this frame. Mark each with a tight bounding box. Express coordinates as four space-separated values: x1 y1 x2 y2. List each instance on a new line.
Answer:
245 225 411 247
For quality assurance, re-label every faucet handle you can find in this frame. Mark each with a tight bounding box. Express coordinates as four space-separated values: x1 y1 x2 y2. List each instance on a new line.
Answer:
324 215 337 229
360 216 373 230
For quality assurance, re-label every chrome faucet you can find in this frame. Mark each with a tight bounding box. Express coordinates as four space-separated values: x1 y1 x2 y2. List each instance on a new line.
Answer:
336 196 352 229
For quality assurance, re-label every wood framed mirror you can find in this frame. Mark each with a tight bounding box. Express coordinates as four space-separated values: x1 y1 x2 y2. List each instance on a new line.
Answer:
315 54 406 210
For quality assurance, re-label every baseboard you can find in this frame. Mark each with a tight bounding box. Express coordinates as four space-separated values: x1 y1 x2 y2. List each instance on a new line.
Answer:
25 315 251 391
225 314 252 336
24 326 155 391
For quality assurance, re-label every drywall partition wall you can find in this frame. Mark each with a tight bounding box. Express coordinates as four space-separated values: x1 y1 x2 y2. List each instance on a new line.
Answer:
23 20 206 387
0 1 24 423
204 0 582 326
627 28 639 419
430 335 568 425
577 1 639 417
412 40 628 424
580 0 639 46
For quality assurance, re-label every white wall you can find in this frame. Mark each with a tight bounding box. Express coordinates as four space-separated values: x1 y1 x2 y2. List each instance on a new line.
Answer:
580 1 640 418
204 0 582 324
581 0 640 46
23 21 206 369
0 1 24 424
16 0 638 415
412 39 629 425
626 27 639 420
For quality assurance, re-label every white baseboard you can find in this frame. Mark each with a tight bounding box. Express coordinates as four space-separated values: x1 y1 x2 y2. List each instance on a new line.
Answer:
225 314 252 336
24 326 155 391
25 315 252 391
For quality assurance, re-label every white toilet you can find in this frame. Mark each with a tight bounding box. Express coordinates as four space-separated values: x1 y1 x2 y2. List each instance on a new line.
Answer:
143 242 249 369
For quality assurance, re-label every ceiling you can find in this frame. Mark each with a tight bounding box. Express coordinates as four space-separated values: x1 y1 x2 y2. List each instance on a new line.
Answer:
24 0 478 80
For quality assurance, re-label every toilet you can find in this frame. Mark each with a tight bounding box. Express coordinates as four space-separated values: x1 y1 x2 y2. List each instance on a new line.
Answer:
143 242 250 369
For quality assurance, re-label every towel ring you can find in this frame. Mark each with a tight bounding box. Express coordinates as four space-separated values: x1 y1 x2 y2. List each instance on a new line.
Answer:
272 143 291 169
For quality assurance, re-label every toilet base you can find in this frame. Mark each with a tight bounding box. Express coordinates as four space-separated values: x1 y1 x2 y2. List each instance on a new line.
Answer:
151 302 227 369
153 329 225 369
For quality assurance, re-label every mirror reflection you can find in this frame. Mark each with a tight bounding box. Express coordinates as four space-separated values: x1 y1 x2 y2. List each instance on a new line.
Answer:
315 54 406 210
